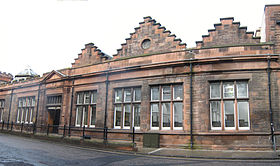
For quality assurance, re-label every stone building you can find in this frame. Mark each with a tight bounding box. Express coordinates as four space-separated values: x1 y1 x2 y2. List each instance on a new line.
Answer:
0 72 12 84
0 4 280 150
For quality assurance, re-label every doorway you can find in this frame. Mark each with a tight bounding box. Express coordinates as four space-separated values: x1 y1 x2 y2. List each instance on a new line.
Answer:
48 107 60 133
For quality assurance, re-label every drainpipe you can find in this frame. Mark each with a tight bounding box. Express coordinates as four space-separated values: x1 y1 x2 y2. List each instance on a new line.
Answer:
68 80 75 137
7 89 14 128
34 83 41 133
267 57 276 151
190 63 194 149
104 72 109 130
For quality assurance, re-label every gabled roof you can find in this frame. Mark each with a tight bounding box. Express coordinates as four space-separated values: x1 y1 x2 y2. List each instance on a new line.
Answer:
42 70 66 82
113 16 186 59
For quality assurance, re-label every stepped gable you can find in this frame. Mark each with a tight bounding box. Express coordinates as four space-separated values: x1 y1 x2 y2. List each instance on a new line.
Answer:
72 43 111 68
0 72 13 83
114 16 186 58
196 17 261 48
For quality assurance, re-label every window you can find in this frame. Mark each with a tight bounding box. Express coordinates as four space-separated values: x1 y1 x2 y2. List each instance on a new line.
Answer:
150 84 183 130
0 99 4 122
114 87 141 129
17 97 35 124
210 81 249 130
47 95 62 105
75 91 97 127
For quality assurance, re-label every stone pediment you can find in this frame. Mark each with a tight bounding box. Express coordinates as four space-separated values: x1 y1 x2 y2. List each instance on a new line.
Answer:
43 70 66 82
113 16 186 59
196 17 261 48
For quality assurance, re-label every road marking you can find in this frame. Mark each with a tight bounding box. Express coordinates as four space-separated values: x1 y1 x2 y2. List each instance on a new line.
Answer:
148 148 163 154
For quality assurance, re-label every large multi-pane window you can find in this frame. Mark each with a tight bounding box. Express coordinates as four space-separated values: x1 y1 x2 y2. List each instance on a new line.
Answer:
210 81 249 130
0 99 4 122
150 84 183 130
114 87 141 129
17 97 35 124
75 91 97 127
47 95 62 105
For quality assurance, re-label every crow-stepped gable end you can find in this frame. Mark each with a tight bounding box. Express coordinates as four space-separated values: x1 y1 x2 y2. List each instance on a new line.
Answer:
113 16 186 59
196 17 261 48
72 43 111 68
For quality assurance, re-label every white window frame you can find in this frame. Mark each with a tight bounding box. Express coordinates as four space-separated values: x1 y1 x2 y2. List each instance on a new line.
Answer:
132 104 140 130
161 103 171 130
114 106 121 129
223 82 235 99
223 101 236 130
89 106 96 128
75 107 82 127
237 101 250 130
237 82 248 98
173 102 183 130
123 104 131 129
210 82 221 99
150 104 159 130
210 101 222 130
151 87 160 101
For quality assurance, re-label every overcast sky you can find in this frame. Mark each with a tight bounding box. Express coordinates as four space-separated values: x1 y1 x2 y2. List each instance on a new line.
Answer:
0 0 279 76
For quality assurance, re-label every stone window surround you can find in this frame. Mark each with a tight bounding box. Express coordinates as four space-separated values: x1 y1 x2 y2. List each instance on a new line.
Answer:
150 84 183 131
209 80 250 131
17 96 35 124
113 87 141 130
0 99 4 122
75 91 97 128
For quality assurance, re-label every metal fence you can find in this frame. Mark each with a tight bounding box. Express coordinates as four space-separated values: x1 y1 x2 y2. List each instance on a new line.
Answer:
0 121 137 144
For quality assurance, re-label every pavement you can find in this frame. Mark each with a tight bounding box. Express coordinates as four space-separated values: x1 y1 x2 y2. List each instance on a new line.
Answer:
2 130 280 160
136 147 280 160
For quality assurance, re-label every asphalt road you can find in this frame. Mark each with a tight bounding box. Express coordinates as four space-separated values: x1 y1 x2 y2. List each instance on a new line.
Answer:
0 133 279 166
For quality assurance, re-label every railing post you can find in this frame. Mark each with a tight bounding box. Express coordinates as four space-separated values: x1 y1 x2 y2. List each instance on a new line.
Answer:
33 124 36 135
11 121 13 131
132 126 135 144
6 121 9 130
21 123 23 133
2 121 4 131
82 125 85 139
47 124 50 136
63 125 66 138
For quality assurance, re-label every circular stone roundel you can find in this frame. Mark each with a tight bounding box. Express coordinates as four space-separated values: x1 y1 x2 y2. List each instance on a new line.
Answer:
141 39 151 49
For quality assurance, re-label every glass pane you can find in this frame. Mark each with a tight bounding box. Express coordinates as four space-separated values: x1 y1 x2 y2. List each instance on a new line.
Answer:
224 101 235 128
27 98 30 106
18 99 22 107
83 107 88 126
238 102 249 128
210 101 221 128
162 103 170 127
23 99 26 107
17 109 21 122
134 88 141 102
174 102 183 127
151 86 159 101
223 82 234 98
237 82 248 98
91 91 97 104
90 106 96 126
173 85 183 100
77 93 83 104
133 104 140 127
76 106 83 126
27 108 30 123
115 89 122 103
84 92 90 104
162 86 171 100
115 105 122 127
30 108 33 123
210 83 221 99
151 103 159 127
23 109 27 123
124 104 131 127
31 97 35 106
124 89 132 102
